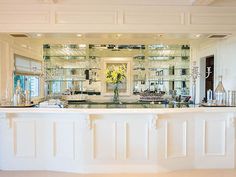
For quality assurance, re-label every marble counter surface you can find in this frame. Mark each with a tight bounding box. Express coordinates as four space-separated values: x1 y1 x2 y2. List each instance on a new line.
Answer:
0 106 236 114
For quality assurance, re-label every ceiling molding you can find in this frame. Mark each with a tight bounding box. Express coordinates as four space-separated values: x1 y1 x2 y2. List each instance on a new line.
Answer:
191 0 216 6
39 0 59 4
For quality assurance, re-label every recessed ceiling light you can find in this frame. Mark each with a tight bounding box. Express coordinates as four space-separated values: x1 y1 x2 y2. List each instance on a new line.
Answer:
116 34 122 38
36 33 42 37
76 34 82 37
79 44 86 48
195 34 201 38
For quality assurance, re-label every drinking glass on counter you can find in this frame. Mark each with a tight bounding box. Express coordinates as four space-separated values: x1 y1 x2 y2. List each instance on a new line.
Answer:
227 90 236 106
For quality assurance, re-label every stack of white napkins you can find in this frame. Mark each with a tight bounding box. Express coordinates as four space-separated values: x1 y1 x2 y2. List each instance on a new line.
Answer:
39 99 63 108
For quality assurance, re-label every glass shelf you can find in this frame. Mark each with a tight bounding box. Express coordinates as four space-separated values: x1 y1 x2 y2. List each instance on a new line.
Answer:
146 79 190 82
133 56 145 60
147 56 189 60
46 67 100 70
89 44 145 50
148 56 175 60
44 56 86 60
147 67 190 70
45 79 86 82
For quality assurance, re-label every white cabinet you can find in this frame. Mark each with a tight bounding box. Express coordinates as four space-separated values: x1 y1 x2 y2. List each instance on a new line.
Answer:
157 114 195 170
194 113 235 169
156 113 235 170
0 111 235 173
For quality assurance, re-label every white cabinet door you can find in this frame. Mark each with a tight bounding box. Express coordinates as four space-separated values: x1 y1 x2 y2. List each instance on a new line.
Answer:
0 117 43 170
194 113 235 169
157 113 195 171
85 114 154 163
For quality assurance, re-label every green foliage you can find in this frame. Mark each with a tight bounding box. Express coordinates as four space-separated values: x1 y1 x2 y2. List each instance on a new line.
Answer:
106 65 126 84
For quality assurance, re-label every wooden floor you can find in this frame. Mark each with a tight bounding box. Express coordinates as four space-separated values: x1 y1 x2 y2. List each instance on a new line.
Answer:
0 170 236 177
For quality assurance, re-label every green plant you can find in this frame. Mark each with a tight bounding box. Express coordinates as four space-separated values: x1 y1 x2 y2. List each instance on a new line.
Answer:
105 65 126 84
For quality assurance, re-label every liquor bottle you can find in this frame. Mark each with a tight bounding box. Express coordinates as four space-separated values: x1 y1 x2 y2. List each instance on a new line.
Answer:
14 80 22 105
207 89 213 103
24 78 31 105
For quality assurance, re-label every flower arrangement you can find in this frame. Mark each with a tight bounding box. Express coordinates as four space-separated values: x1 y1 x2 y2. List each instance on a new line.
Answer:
105 64 126 102
105 64 126 84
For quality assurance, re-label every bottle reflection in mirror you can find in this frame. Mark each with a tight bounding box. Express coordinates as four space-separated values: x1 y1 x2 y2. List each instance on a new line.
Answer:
13 80 22 106
24 78 31 105
190 61 200 105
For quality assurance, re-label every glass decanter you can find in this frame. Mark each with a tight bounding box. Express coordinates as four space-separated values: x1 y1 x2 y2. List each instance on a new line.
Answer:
214 76 226 106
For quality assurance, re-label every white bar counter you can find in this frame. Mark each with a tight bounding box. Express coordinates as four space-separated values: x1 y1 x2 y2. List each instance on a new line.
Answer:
0 107 235 173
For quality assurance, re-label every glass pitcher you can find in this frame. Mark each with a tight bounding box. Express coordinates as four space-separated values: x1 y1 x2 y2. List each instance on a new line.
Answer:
214 76 226 106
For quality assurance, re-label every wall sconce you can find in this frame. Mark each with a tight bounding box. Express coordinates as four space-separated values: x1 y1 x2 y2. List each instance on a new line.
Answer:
190 62 213 105
205 67 212 79
190 61 200 105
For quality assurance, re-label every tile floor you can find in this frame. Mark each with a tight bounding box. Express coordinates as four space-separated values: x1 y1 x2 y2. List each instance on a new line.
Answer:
0 170 236 177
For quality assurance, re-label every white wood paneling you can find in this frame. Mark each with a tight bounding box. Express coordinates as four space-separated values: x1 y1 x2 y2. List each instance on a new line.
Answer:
116 121 128 161
165 120 187 159
53 121 75 160
0 12 50 24
91 120 115 160
189 13 236 25
88 114 152 162
126 119 150 161
0 4 236 33
13 120 36 158
156 114 194 171
195 114 234 169
203 119 226 156
124 11 184 25
0 112 234 173
113 122 117 160
191 0 216 6
56 11 117 24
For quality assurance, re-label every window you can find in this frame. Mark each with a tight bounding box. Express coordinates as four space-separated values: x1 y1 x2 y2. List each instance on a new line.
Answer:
52 81 61 94
14 55 42 98
14 75 39 98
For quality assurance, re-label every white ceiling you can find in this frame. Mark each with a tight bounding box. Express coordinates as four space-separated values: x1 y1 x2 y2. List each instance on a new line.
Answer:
0 0 236 6
23 33 226 45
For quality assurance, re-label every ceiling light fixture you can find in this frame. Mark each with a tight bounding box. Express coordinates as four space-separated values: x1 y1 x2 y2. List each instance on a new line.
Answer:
36 33 42 37
116 34 122 38
76 34 82 37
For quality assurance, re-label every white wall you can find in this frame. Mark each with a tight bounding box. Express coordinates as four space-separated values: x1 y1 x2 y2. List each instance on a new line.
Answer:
194 35 236 103
217 36 236 90
0 35 14 102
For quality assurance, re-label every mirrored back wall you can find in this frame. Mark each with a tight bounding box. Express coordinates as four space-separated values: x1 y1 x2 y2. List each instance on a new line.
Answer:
43 43 190 98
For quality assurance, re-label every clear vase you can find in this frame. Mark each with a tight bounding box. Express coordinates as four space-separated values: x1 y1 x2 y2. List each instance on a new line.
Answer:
214 76 226 106
113 84 119 103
